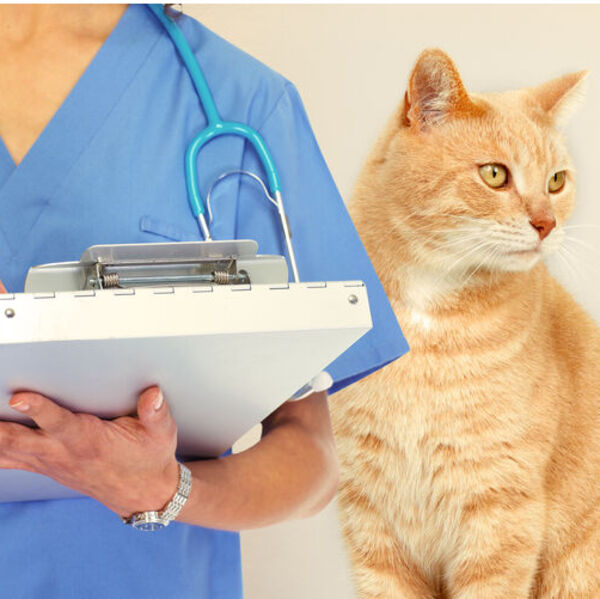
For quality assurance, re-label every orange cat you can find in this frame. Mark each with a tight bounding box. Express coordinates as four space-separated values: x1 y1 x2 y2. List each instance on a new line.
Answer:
330 49 600 599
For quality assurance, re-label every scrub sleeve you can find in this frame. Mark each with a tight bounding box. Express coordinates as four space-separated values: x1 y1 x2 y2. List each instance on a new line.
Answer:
235 81 409 392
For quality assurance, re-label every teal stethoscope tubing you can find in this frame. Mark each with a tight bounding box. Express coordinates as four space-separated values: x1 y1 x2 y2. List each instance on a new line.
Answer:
147 4 300 282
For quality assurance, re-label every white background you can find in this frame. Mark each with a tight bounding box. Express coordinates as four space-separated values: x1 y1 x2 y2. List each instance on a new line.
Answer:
188 5 600 598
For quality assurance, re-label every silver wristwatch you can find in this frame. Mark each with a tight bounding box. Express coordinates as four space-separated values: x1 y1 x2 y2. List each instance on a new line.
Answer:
123 462 192 531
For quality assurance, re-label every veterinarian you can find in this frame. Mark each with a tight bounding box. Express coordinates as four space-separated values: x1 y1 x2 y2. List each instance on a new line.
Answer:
0 4 408 598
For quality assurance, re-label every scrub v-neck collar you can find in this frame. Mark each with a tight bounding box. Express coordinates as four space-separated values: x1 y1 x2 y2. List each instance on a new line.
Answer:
0 138 14 188
0 5 162 256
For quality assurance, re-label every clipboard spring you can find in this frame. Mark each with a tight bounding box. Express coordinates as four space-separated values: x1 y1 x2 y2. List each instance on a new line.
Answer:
89 260 249 290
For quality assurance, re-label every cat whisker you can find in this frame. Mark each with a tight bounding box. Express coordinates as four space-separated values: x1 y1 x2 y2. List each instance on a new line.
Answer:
402 225 484 236
557 243 595 281
557 250 600 289
558 242 600 284
431 238 498 287
431 233 491 251
489 246 506 273
437 214 489 226
390 222 491 246
554 251 578 284
478 242 507 266
435 230 534 256
561 235 600 256
461 253 492 288
562 224 600 231
396 217 482 231
489 234 536 246
429 239 495 262
560 240 596 264
403 211 481 224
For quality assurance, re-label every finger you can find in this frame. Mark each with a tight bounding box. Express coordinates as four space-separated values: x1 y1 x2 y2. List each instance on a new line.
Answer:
0 280 6 294
9 392 78 439
136 386 176 438
0 422 47 456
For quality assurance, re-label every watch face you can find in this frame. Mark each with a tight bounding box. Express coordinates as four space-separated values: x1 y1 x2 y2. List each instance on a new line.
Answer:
131 511 168 532
134 520 167 532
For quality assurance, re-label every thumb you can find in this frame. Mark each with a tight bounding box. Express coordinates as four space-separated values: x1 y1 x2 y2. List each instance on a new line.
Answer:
0 280 6 294
137 386 175 436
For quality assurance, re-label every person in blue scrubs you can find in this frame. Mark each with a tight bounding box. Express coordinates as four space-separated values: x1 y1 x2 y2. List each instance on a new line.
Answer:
0 4 408 598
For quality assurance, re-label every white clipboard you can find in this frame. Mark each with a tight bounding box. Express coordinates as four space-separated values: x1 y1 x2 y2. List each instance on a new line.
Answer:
0 279 371 502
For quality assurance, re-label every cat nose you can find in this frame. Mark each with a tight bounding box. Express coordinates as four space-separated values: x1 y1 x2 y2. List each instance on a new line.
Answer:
529 213 556 241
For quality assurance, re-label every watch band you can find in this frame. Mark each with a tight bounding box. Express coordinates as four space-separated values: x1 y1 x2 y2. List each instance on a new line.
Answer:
123 462 192 530
160 462 192 522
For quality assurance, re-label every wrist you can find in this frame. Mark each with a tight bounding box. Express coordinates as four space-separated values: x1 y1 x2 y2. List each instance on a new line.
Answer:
117 459 178 516
120 458 184 526
152 459 181 513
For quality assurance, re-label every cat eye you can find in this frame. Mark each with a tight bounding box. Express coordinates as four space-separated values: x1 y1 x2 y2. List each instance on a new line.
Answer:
548 171 566 193
478 164 508 188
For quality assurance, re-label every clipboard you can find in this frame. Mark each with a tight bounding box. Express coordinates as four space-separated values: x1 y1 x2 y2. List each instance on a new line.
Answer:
0 241 372 502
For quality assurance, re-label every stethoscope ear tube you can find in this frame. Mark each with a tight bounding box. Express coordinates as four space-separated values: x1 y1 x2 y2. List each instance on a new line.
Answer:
147 4 299 282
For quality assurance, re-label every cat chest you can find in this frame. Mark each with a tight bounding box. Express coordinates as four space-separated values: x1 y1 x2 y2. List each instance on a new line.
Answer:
378 344 546 469
364 345 551 563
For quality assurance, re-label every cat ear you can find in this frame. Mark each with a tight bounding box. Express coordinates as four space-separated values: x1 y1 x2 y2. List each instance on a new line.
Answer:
530 70 589 127
403 48 481 130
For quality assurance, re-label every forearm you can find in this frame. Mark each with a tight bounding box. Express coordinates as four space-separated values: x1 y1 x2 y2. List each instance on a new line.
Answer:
177 391 339 530
0 387 339 528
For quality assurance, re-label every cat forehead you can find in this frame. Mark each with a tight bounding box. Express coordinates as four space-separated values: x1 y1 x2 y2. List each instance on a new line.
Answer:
461 91 572 169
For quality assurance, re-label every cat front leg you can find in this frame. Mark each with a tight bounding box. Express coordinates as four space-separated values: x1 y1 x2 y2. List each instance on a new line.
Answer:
533 501 600 599
337 479 437 599
443 491 544 599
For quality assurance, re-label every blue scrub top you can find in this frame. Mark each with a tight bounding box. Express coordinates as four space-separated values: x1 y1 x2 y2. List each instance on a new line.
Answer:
0 5 408 598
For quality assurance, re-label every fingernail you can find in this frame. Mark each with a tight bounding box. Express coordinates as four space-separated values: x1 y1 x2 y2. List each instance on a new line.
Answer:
10 400 29 412
153 390 164 411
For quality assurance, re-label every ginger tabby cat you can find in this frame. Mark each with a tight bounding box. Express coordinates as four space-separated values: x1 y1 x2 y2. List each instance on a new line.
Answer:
330 49 600 599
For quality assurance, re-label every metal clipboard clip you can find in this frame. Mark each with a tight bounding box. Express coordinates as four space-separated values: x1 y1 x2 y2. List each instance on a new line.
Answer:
24 240 289 293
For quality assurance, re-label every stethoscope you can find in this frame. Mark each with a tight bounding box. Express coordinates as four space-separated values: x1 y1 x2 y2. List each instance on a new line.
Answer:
148 4 300 283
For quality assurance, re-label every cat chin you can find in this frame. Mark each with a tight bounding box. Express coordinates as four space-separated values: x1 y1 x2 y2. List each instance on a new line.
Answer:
496 251 543 272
